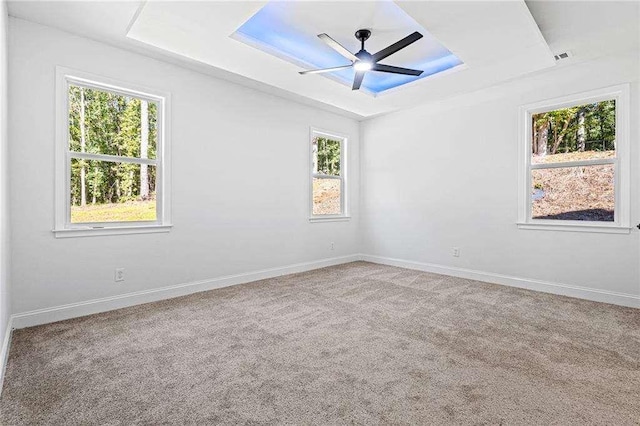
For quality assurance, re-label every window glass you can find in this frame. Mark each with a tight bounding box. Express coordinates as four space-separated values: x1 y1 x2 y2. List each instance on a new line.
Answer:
70 159 157 223
311 132 345 217
531 165 614 222
530 99 616 222
531 99 615 163
67 84 159 224
313 137 341 176
312 178 341 215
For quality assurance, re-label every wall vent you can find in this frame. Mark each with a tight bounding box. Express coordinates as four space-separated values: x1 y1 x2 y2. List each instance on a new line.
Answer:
554 51 573 61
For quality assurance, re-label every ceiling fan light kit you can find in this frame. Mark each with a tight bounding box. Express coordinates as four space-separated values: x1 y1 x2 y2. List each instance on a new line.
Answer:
354 61 373 71
300 29 425 91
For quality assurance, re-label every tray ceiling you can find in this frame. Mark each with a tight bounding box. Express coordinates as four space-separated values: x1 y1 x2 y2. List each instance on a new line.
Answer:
127 1 555 118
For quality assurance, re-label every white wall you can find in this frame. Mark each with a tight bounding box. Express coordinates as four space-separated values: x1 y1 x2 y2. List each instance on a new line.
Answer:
361 53 639 302
8 18 360 316
6 15 640 326
0 0 11 359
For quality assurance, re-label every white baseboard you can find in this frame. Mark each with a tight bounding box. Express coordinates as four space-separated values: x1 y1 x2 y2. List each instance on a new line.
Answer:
361 254 640 309
11 254 362 329
0 316 13 394
9 252 639 330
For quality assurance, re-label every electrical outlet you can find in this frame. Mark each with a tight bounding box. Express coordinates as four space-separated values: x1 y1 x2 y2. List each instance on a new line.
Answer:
114 268 125 282
330 242 335 251
452 247 460 257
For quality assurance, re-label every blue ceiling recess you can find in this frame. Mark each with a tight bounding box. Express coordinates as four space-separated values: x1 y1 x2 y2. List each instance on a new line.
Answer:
232 1 463 95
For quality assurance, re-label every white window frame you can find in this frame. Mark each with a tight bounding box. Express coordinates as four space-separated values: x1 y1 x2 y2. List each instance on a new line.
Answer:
309 128 349 222
54 66 172 238
517 84 630 234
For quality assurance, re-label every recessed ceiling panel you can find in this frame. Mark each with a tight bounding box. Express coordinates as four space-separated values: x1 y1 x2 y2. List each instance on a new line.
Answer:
231 1 463 95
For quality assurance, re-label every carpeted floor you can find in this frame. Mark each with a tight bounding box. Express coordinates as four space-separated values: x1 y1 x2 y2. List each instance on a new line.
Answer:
1 262 639 425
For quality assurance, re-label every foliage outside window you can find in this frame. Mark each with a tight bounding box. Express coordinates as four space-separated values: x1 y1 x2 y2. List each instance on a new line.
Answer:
55 68 171 237
519 85 629 233
311 130 346 219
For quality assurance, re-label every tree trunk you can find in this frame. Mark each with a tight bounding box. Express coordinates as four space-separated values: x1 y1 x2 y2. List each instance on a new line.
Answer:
577 109 586 152
551 119 570 154
532 122 538 155
537 120 548 157
128 170 134 198
312 138 318 173
140 100 149 199
79 88 87 206
599 114 606 151
92 166 98 204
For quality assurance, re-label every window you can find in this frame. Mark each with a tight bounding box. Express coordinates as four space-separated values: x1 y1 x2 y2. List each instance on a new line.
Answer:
310 129 348 221
55 67 171 237
518 85 630 233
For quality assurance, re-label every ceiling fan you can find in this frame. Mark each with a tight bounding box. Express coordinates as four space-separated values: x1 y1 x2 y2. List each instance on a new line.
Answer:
299 29 424 90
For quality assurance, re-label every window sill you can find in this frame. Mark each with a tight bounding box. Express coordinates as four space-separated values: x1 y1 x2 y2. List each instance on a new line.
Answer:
309 216 351 223
517 222 631 234
53 224 173 238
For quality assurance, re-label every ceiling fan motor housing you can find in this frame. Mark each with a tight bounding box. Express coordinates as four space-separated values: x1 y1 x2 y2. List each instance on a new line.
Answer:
355 50 372 61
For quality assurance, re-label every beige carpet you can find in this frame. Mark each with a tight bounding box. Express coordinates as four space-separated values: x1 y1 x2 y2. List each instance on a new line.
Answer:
1 262 638 425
